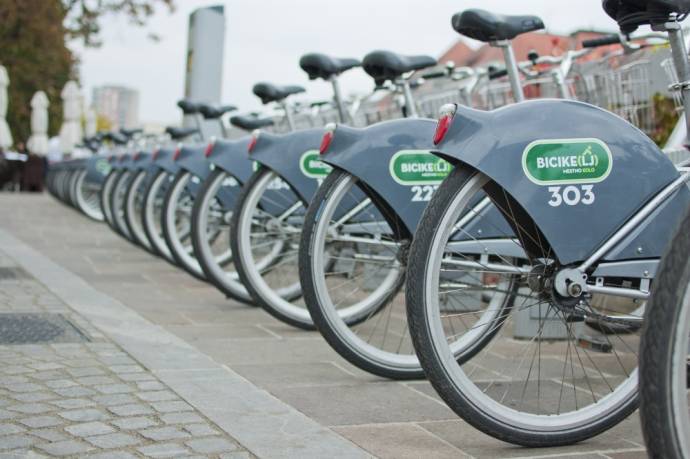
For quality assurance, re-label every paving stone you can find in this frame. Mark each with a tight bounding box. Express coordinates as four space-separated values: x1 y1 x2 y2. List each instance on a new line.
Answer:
138 442 190 458
94 384 133 395
44 380 77 389
77 376 117 386
59 408 109 422
183 423 219 436
86 432 141 448
52 398 95 409
136 391 178 402
6 403 52 414
11 392 56 403
219 453 252 459
65 421 115 437
54 386 96 398
84 452 139 459
0 410 13 420
3 383 42 393
136 381 166 391
36 439 94 456
30 427 69 442
150 401 193 413
18 416 63 428
140 426 190 441
160 412 204 425
67 367 105 378
31 370 67 381
107 403 153 416
0 423 24 435
92 394 137 406
28 362 63 371
0 434 37 449
118 373 155 382
109 365 144 374
186 437 238 454
111 416 157 430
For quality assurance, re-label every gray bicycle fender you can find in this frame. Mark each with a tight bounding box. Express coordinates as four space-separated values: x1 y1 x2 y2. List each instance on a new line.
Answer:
175 144 211 181
321 119 445 234
249 128 325 203
84 155 112 185
208 137 255 183
434 99 687 265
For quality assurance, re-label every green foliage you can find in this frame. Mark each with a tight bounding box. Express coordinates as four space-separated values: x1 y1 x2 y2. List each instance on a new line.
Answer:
0 0 75 143
0 0 174 146
651 93 680 147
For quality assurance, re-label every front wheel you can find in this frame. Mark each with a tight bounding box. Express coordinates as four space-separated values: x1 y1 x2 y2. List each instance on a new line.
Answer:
406 165 641 447
640 209 690 459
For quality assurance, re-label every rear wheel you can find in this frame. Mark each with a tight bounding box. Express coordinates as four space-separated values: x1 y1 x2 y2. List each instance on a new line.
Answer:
161 171 206 280
109 170 134 240
124 170 154 252
407 166 642 447
191 168 253 304
142 169 176 263
640 209 690 459
100 170 119 231
231 168 309 328
300 168 421 379
73 169 104 221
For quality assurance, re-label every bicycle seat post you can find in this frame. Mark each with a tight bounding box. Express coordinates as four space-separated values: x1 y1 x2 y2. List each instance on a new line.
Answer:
280 100 296 132
329 75 348 124
492 39 525 103
663 21 690 145
397 77 419 118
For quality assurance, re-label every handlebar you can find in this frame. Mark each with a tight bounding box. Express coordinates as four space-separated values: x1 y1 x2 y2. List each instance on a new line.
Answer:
582 35 622 48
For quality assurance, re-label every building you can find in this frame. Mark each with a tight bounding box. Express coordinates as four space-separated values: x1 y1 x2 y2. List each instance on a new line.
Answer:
91 85 139 130
184 5 225 105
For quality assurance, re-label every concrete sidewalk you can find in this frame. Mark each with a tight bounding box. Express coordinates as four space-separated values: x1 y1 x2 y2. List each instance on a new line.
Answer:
0 193 648 458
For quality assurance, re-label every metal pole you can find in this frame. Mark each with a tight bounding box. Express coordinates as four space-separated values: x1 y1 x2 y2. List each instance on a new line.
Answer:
281 101 296 132
666 23 690 145
400 80 418 118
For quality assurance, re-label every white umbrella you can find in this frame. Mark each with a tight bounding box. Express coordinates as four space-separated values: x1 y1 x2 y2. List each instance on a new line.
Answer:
27 91 49 156
59 80 82 154
85 107 97 138
0 65 13 149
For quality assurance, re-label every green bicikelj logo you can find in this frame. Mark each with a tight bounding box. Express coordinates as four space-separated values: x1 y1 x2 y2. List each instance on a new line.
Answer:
95 159 111 176
522 138 613 185
389 150 452 186
300 150 333 179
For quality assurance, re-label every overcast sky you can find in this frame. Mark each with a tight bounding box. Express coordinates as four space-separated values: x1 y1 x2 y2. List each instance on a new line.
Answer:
73 0 619 126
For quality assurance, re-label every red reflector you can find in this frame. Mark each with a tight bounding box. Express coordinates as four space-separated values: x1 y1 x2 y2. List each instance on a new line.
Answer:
152 148 160 161
173 148 181 161
319 131 333 155
118 155 126 162
248 129 260 153
319 123 337 155
204 142 214 157
433 104 457 146
133 152 140 161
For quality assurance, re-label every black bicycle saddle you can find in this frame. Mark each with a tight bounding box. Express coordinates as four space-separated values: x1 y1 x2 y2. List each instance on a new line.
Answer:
252 83 306 104
362 51 436 85
120 128 143 138
230 115 275 131
603 0 690 32
198 104 237 119
452 9 544 42
165 126 199 140
177 99 202 115
299 53 361 80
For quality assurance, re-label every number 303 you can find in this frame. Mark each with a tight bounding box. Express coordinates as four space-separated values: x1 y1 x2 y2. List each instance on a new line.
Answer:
548 185 595 207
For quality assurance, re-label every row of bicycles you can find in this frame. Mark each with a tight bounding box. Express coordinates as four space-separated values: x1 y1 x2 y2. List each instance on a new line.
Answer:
46 1 690 456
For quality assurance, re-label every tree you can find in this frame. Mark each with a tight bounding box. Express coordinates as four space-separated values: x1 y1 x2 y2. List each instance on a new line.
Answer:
0 0 173 145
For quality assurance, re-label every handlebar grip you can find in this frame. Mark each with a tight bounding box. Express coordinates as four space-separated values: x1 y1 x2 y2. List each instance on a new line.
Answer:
420 70 449 80
582 35 620 48
488 68 508 80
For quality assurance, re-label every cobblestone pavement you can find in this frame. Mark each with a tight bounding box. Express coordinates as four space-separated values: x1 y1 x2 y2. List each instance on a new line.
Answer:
0 194 650 458
0 251 251 458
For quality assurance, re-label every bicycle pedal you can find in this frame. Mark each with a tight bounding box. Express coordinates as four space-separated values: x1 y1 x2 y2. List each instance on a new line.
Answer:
577 335 612 353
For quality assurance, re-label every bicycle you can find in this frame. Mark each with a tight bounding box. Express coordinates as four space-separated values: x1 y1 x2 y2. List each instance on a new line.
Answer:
405 3 690 446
